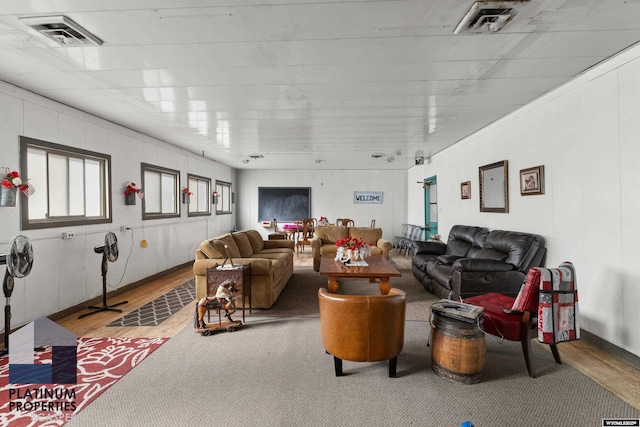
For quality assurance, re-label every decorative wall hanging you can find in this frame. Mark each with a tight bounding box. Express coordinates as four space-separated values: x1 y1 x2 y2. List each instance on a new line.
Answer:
1 169 33 207
353 191 383 204
124 182 141 205
520 165 545 196
460 181 471 200
479 160 509 213
182 187 192 204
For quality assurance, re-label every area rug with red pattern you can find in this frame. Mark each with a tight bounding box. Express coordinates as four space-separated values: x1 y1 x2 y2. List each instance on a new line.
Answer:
0 336 168 426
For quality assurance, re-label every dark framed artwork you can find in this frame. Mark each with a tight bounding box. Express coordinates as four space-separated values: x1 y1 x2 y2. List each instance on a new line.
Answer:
461 181 471 199
520 165 545 196
479 160 509 213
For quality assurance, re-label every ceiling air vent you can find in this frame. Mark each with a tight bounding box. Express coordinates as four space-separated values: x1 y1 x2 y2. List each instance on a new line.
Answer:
19 15 103 46
454 1 529 34
248 154 264 160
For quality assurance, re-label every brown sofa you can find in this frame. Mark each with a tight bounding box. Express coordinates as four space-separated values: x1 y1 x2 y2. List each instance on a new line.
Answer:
310 226 392 272
193 230 294 309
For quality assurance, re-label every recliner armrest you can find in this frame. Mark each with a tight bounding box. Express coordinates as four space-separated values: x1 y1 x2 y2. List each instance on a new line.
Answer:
436 254 463 265
453 258 514 272
412 240 446 255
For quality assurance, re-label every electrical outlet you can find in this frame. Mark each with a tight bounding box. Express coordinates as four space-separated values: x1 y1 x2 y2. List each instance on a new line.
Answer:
62 231 75 239
120 226 131 232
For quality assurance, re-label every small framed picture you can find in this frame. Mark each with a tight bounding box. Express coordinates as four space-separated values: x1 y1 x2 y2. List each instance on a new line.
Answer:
520 165 545 195
460 181 471 199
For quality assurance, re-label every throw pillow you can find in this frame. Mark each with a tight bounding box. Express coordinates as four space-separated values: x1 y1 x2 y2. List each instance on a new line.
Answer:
349 227 382 245
215 234 241 259
245 230 265 253
233 232 254 257
200 239 224 259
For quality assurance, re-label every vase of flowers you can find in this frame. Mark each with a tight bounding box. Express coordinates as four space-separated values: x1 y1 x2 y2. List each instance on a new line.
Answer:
124 182 141 205
1 170 32 207
334 236 371 264
182 187 192 204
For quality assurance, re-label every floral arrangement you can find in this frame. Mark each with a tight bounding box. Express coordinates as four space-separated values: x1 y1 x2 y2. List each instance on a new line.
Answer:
2 170 31 194
182 187 193 196
335 236 368 250
124 182 141 196
335 236 371 263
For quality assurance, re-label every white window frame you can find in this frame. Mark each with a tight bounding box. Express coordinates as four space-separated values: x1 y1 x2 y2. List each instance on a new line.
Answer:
20 136 111 230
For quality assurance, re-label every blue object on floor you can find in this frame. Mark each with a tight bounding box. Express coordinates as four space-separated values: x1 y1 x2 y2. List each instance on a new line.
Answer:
461 422 475 427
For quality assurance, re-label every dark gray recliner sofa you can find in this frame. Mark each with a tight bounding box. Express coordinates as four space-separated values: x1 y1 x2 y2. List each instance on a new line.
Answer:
412 225 546 300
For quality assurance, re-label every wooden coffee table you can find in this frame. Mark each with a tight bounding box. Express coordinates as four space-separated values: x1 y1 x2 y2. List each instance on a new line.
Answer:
319 255 402 295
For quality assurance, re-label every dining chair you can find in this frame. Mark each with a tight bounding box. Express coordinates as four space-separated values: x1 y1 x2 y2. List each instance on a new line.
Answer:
335 218 354 227
295 218 316 255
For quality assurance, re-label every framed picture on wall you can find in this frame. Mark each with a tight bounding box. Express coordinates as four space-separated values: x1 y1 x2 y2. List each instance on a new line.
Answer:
520 165 545 195
460 181 471 199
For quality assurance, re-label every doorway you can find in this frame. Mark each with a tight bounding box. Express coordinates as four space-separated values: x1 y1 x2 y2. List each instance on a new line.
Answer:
423 176 437 239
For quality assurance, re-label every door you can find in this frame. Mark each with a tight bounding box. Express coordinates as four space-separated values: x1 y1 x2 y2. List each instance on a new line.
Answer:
423 176 437 239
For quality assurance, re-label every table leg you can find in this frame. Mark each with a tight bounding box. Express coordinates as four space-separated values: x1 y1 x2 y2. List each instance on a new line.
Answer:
327 276 339 294
378 277 391 295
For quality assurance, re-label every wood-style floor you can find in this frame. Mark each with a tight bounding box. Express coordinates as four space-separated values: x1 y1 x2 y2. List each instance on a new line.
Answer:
53 250 640 411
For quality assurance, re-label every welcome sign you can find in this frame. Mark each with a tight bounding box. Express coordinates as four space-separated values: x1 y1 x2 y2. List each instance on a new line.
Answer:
353 191 383 204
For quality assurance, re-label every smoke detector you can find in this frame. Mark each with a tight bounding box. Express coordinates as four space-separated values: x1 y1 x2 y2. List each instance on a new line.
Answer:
454 1 529 34
19 15 103 46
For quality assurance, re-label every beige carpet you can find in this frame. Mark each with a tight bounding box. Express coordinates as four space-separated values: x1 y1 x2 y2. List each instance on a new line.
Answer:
67 268 640 426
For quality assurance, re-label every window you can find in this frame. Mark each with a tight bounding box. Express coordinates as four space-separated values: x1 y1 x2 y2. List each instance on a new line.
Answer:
141 163 180 220
187 174 211 217
20 136 111 230
215 180 232 214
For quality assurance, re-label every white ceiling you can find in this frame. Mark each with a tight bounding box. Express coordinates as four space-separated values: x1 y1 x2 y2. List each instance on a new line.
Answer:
1 0 640 170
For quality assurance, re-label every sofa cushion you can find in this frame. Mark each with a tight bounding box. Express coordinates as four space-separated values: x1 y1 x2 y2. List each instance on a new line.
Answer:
464 293 522 341
316 226 348 245
245 230 265 253
473 248 508 262
426 263 454 290
216 234 241 259
233 232 254 258
445 225 489 257
436 254 464 265
484 230 535 270
200 239 225 259
349 227 382 245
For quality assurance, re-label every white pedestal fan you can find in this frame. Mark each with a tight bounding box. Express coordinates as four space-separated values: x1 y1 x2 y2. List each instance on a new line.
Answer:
1 235 34 357
78 232 128 319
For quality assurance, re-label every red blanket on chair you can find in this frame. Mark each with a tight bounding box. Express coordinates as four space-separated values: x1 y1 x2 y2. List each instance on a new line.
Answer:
537 262 580 344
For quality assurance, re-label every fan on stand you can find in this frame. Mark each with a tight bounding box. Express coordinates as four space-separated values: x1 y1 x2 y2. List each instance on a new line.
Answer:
1 235 34 357
78 232 128 319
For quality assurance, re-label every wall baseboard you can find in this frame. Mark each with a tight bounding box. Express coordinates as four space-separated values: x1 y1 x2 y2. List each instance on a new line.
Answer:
579 329 640 370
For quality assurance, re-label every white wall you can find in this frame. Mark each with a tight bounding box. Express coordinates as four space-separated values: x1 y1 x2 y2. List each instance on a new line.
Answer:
236 169 407 241
408 44 640 357
0 82 235 329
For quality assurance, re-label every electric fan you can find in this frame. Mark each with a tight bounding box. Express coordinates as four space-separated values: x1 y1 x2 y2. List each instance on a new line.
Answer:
1 235 34 357
78 232 128 319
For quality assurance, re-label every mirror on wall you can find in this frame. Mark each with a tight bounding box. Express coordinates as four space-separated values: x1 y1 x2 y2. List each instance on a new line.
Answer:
479 160 509 213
